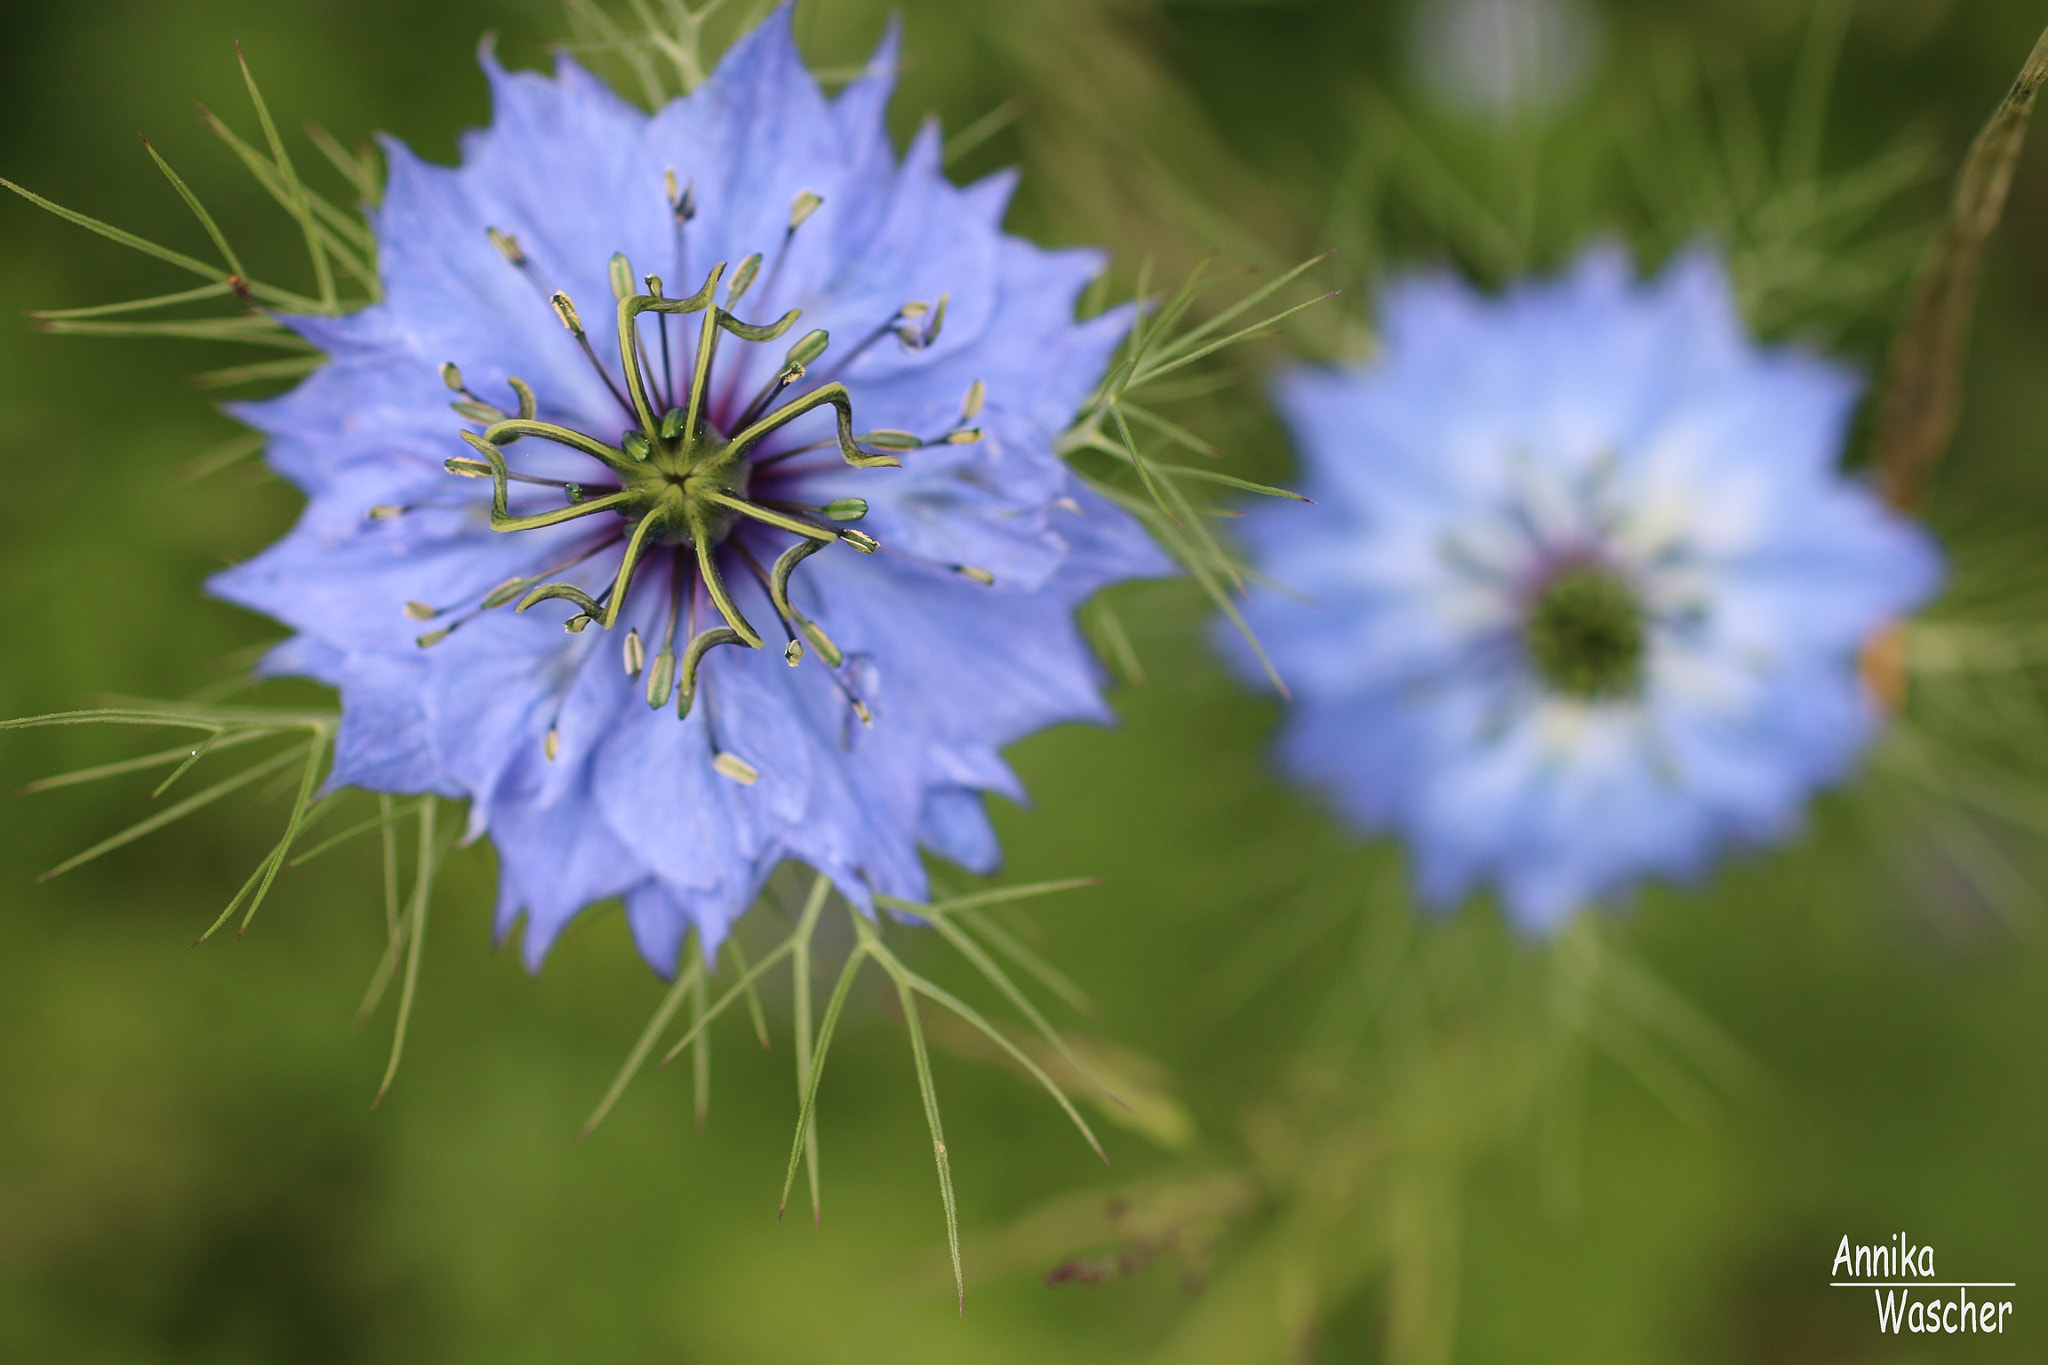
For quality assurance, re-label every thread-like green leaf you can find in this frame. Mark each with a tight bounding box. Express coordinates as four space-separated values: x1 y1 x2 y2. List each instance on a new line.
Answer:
655 936 799 1069
30 281 235 320
235 46 336 308
373 799 439 1107
288 800 421 867
886 900 1123 1118
723 936 773 1050
141 137 246 277
0 177 224 281
17 728 279 794
580 955 703 1139
194 355 324 389
873 939 964 1315
787 871 833 1221
778 940 866 1220
38 741 309 883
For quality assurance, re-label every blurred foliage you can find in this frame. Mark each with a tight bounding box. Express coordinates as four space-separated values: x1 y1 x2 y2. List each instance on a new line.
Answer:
5 1 2048 1363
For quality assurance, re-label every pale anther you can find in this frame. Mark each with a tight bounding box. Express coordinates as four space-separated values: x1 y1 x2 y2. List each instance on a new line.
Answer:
487 227 526 265
551 291 584 336
712 753 761 785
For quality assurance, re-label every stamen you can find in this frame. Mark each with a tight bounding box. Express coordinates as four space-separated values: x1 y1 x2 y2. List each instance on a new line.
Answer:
440 364 539 431
445 454 606 498
732 328 830 435
480 577 531 609
551 289 637 420
751 190 825 335
731 540 813 670
727 253 763 307
664 171 695 330
788 190 823 232
760 496 868 525
489 537 625 615
954 565 995 586
647 551 687 709
962 379 986 421
712 752 760 785
828 305 917 376
486 227 560 306
487 227 526 266
516 507 662 630
541 615 622 760
749 418 974 478
664 171 694 222
460 433 640 534
894 294 948 351
645 647 676 710
404 535 623 638
613 257 672 415
645 274 676 412
622 628 645 678
366 497 488 520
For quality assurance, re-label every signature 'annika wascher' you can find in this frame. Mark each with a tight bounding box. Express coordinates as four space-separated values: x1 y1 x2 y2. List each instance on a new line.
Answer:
1831 1234 2016 1335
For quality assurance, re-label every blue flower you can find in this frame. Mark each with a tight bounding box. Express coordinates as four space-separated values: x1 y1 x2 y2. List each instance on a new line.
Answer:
212 10 1165 974
1234 248 1942 931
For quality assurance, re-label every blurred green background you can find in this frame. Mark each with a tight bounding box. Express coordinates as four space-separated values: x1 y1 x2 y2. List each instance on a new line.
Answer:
3 1 2047 1360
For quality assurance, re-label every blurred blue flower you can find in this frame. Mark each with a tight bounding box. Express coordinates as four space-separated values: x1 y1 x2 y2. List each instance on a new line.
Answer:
1235 248 1942 931
213 8 1164 974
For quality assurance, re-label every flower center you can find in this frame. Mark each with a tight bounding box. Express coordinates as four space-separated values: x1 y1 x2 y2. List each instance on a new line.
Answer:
385 187 991 765
613 421 750 547
1523 562 1645 701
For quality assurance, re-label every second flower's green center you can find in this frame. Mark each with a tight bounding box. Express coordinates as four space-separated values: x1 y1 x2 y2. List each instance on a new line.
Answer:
1524 562 1645 701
